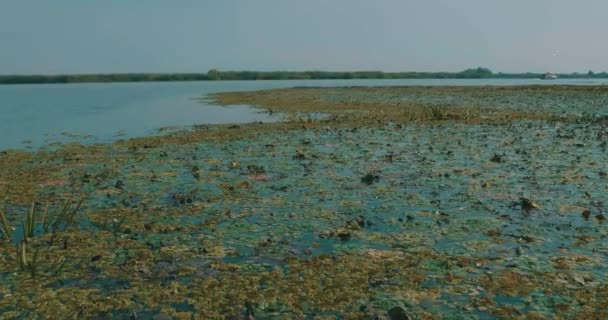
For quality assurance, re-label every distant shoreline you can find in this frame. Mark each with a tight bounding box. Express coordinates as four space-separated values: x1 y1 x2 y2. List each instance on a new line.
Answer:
2 68 608 85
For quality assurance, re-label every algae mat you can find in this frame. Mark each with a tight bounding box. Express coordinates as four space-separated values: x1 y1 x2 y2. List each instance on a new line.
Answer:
1 86 608 319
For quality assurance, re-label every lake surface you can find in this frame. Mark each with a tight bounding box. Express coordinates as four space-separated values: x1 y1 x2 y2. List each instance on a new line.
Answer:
1 78 606 150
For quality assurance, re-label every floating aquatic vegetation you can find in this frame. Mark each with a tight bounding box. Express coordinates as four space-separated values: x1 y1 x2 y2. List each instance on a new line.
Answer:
210 86 596 126
2 86 608 318
361 172 380 186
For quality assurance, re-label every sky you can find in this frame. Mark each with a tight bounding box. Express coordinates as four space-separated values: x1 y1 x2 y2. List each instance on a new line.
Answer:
1 0 607 74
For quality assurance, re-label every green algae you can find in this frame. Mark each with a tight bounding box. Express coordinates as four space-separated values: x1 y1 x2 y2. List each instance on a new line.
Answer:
1 86 608 318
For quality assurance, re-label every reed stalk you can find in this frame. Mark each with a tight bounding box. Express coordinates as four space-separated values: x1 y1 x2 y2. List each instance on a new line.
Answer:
22 202 37 243
41 202 49 233
0 208 11 239
18 240 27 270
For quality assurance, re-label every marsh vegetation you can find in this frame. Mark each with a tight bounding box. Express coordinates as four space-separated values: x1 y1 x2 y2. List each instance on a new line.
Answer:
1 86 607 318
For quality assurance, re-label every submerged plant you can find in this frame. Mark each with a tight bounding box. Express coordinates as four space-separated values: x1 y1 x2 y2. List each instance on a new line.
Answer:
10 199 84 244
9 200 83 277
48 199 84 234
16 238 68 278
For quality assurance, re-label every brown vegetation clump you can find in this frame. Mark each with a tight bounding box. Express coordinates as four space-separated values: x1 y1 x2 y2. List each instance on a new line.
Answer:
211 87 573 125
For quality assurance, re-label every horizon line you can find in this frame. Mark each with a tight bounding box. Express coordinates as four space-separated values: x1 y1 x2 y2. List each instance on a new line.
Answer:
1 69 606 77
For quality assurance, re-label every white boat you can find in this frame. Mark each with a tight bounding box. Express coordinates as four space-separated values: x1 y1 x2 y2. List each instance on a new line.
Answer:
541 73 558 80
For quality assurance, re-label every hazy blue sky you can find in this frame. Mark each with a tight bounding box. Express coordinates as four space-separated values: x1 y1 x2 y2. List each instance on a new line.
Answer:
1 0 606 74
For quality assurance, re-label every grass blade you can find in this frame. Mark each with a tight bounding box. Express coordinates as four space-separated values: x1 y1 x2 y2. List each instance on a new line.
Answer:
41 202 49 233
0 208 11 240
30 248 39 277
27 202 36 238
18 240 27 270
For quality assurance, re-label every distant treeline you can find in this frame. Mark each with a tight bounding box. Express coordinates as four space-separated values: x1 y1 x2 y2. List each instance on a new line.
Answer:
2 67 608 84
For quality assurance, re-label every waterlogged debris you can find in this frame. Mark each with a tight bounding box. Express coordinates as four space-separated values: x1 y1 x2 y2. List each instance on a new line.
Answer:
337 229 352 241
248 174 270 182
247 165 265 174
170 192 195 206
293 149 307 160
365 249 406 261
38 179 69 187
559 204 587 213
270 185 288 192
191 165 201 180
356 215 365 228
361 172 380 185
519 197 540 212
518 235 538 243
388 307 412 320
485 229 501 237
490 153 505 163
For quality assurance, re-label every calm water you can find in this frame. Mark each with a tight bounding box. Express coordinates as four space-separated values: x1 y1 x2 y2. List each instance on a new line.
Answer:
1 78 606 151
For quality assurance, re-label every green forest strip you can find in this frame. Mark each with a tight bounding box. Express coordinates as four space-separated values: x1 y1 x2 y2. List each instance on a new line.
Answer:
2 68 608 84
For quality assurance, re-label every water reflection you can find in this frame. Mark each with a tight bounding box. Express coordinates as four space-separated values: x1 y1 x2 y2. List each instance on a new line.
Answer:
0 78 606 150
